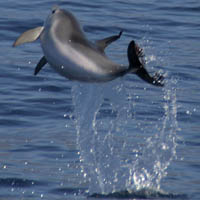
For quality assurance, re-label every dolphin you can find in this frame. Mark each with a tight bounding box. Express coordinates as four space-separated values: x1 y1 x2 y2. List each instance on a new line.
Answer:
13 6 164 86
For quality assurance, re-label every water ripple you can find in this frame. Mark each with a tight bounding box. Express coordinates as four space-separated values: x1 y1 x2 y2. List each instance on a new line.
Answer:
0 178 47 188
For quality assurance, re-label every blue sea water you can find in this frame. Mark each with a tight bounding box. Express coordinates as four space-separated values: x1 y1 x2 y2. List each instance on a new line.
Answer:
0 0 200 199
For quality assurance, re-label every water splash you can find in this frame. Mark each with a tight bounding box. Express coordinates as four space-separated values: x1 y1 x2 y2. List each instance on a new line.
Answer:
72 80 128 194
71 76 178 195
127 78 178 192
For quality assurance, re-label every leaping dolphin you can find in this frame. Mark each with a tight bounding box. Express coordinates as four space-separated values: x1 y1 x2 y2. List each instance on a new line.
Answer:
13 6 164 86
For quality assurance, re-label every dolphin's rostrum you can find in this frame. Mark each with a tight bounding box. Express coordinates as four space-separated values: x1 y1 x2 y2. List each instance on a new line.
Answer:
13 6 164 86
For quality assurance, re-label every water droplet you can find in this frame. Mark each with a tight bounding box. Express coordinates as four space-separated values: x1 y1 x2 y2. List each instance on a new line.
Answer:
164 104 168 110
149 55 156 61
162 143 168 150
186 110 190 115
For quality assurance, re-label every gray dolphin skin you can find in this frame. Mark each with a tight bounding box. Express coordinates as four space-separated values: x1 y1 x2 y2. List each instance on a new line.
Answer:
13 6 164 86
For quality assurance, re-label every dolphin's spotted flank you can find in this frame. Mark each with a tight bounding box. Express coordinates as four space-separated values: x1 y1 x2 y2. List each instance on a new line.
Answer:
13 6 164 86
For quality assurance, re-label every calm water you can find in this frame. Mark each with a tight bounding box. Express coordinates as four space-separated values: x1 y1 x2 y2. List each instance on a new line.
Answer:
0 0 200 199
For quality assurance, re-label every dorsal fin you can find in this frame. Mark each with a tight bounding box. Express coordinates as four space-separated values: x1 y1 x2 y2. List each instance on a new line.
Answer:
13 26 44 47
95 31 123 53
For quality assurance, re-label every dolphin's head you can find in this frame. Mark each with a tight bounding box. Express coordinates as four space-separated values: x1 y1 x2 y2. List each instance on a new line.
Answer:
44 6 82 40
44 6 84 42
44 6 61 28
44 6 78 30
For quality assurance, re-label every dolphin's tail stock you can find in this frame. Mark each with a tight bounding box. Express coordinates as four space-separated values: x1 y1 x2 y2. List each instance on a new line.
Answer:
127 40 164 87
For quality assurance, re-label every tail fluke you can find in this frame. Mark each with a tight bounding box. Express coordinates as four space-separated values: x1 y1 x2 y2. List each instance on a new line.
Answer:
127 40 164 87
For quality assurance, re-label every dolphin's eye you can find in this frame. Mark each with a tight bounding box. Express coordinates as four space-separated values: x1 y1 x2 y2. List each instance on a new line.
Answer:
51 5 59 14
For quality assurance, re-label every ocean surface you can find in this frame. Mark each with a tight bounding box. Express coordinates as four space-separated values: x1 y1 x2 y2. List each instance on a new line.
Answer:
0 0 200 199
